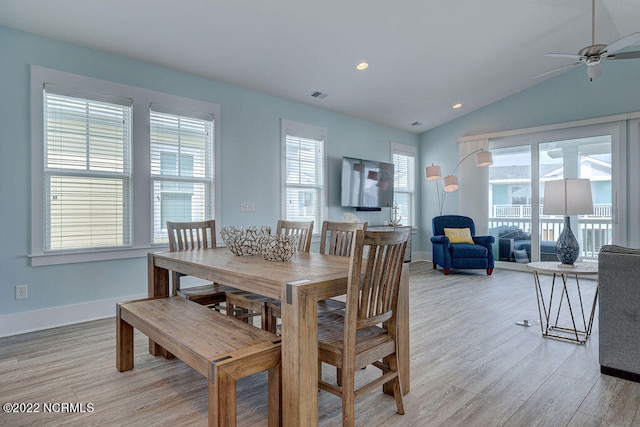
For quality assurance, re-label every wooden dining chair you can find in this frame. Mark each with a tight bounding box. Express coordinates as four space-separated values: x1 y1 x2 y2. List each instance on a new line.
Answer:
167 220 237 310
225 220 314 330
275 219 314 252
265 221 368 332
316 228 409 426
319 221 368 256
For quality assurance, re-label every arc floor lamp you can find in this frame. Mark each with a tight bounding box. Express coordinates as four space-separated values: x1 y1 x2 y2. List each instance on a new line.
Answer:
425 148 493 215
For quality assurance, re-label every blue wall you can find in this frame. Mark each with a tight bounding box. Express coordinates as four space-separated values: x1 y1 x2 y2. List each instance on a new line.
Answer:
0 26 418 318
420 54 640 245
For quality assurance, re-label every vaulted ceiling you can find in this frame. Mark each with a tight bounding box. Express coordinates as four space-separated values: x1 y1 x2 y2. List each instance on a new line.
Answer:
1 0 639 133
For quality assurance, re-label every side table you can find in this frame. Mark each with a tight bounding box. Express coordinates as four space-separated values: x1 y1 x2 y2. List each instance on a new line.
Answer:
527 261 598 344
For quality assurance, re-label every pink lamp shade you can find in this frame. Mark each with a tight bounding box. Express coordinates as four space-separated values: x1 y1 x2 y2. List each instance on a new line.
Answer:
425 164 442 181
443 175 459 192
475 150 493 167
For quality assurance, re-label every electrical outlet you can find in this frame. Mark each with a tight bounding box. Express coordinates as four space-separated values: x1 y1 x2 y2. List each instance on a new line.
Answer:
16 284 28 300
240 202 255 212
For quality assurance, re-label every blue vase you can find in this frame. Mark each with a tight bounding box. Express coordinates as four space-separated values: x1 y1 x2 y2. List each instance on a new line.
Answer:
556 216 579 265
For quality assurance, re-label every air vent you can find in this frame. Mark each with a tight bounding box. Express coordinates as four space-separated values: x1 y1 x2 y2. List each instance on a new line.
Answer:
410 121 423 127
310 91 328 99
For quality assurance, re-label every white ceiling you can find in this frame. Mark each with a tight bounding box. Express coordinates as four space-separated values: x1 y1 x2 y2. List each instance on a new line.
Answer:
1 0 639 133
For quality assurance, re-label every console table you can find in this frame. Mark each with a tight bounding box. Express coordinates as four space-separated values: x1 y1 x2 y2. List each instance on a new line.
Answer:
527 261 598 344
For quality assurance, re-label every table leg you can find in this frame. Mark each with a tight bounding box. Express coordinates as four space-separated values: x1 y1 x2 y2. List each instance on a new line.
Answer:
533 269 597 344
281 281 319 427
147 253 170 356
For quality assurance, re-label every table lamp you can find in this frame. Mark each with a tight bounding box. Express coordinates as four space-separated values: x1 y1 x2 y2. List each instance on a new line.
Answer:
542 178 593 266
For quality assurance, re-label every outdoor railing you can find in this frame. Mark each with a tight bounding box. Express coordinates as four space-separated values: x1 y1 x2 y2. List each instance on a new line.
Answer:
489 215 612 261
492 204 612 219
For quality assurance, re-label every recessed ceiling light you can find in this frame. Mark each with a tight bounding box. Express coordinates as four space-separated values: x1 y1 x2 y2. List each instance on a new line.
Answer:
452 103 463 109
356 62 369 71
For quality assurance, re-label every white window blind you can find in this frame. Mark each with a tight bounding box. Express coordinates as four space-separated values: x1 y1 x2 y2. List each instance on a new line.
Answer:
150 107 214 244
284 128 325 229
392 144 416 227
43 88 132 252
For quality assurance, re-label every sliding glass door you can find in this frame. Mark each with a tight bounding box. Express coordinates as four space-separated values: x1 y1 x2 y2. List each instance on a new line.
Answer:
488 122 621 265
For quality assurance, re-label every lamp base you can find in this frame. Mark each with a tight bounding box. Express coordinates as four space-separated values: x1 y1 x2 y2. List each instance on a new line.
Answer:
556 216 580 266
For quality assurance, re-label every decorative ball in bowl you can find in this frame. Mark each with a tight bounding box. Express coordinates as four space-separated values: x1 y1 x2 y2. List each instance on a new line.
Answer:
260 234 298 262
220 226 271 256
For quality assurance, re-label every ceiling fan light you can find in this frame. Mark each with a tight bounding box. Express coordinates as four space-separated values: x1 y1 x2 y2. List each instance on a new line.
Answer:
587 62 602 80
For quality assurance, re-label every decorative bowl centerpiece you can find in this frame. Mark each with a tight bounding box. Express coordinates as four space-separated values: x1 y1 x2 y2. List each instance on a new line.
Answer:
260 234 298 262
220 226 271 256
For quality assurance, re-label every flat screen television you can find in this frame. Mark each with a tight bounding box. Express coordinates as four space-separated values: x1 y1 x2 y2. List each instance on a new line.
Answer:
341 156 394 211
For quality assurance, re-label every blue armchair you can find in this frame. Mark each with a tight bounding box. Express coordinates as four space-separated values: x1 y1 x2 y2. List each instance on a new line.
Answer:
431 215 495 275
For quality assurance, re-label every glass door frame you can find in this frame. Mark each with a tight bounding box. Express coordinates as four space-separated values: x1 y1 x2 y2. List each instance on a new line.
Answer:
489 121 627 269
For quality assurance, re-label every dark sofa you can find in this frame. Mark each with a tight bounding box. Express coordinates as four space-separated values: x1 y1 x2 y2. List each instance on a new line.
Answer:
490 225 557 262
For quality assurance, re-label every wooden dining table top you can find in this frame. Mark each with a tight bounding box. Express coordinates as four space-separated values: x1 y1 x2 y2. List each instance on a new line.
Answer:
152 247 352 301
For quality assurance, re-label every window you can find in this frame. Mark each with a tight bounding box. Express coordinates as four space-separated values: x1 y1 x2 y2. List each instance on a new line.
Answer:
43 86 132 252
391 143 417 227
31 66 220 265
150 108 214 244
281 119 326 231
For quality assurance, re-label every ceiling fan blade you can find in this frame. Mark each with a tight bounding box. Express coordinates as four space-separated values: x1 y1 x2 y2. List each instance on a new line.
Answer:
606 51 640 60
603 32 640 56
543 53 584 60
532 62 582 79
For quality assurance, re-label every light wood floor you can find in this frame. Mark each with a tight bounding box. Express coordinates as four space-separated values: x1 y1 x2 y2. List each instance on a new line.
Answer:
1 263 639 426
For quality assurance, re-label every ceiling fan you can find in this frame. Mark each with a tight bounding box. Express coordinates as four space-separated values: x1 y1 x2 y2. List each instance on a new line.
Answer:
534 0 640 81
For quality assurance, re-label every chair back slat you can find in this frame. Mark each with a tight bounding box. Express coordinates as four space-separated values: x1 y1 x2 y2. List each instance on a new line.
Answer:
166 220 217 295
276 220 314 252
345 229 409 331
167 220 217 252
319 221 367 257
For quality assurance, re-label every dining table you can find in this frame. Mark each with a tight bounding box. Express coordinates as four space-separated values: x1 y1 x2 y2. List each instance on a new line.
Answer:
147 247 410 426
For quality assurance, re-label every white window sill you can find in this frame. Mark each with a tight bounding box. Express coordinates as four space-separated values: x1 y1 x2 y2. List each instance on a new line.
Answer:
30 246 168 266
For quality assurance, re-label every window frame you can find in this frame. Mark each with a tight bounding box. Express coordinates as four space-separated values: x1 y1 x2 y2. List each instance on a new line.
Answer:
43 86 133 253
280 119 327 234
150 106 215 245
391 142 417 228
31 66 220 266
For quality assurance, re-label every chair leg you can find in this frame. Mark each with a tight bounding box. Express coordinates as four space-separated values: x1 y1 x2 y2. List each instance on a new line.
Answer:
444 268 450 275
487 268 493 275
432 262 437 269
342 370 356 427
388 354 405 415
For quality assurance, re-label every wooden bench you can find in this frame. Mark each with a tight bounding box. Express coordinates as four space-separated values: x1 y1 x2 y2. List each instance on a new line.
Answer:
116 296 281 427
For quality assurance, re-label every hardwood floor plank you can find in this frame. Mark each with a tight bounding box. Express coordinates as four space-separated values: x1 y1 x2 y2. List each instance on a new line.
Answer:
0 263 637 426
578 375 640 426
503 374 593 427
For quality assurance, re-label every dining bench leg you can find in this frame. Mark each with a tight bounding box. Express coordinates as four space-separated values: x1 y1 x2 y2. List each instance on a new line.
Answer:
209 368 237 427
116 305 134 372
208 347 282 427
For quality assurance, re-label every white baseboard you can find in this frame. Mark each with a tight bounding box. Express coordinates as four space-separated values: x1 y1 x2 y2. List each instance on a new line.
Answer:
412 251 430 262
0 293 146 338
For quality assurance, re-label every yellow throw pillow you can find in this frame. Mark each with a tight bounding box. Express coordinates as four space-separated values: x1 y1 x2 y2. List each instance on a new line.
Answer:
444 228 474 244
